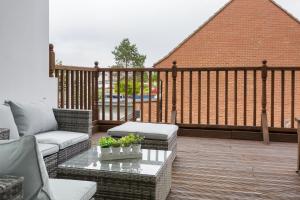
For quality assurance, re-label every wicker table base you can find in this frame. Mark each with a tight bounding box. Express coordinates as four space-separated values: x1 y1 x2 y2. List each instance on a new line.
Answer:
58 147 173 200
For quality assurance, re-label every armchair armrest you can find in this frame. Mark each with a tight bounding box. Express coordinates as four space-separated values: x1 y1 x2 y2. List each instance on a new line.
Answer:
53 109 92 136
0 129 9 140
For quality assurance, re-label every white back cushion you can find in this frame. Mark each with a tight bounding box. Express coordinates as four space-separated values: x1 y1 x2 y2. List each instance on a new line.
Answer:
0 136 54 200
0 104 19 139
6 100 58 136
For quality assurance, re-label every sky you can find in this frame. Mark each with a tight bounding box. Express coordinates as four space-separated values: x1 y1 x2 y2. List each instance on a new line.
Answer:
49 0 300 68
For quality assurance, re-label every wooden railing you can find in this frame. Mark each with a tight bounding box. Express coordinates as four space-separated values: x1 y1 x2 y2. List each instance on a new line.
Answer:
50 44 300 142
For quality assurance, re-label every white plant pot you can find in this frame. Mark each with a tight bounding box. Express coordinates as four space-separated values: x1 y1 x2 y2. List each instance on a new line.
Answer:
132 144 141 153
101 147 111 155
122 146 131 154
111 147 121 154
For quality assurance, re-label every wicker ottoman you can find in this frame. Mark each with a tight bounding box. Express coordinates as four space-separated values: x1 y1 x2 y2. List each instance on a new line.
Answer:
107 122 178 161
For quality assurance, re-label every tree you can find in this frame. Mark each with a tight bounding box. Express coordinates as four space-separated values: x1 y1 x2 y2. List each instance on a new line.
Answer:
114 79 149 96
112 38 146 68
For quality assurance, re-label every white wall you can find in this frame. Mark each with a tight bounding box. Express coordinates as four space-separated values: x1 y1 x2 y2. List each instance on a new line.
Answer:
0 0 57 106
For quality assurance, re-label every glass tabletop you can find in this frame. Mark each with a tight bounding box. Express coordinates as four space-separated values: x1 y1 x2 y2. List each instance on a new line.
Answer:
59 146 171 176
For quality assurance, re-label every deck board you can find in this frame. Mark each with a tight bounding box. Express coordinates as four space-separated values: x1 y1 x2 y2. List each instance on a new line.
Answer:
92 134 300 199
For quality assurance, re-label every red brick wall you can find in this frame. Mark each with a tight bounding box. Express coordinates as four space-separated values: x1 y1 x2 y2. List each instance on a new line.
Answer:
153 0 300 128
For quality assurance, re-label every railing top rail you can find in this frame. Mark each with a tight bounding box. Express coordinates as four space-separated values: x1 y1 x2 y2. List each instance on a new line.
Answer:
55 65 97 72
55 65 300 72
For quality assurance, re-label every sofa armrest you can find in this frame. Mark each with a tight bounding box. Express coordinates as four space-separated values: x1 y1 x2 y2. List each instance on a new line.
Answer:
0 128 9 140
53 109 92 136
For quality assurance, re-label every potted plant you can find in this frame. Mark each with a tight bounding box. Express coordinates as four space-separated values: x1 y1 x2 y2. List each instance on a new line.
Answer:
111 138 121 154
120 136 132 154
99 137 113 155
130 134 144 153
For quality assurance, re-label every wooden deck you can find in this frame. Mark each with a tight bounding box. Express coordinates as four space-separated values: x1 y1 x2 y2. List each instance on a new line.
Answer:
92 134 300 199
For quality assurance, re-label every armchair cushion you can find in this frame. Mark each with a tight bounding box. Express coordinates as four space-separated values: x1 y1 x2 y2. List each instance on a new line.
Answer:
35 131 89 149
49 179 96 200
38 143 59 157
0 104 19 139
0 136 54 200
6 100 58 136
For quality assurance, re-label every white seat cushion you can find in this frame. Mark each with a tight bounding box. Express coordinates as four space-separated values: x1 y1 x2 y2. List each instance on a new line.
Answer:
107 122 178 140
38 143 59 157
35 131 89 149
49 179 96 200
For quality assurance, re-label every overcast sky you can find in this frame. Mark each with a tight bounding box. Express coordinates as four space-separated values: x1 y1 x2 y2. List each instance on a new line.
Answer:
49 0 300 67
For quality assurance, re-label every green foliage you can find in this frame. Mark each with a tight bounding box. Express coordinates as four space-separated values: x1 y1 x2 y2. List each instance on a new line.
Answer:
120 136 132 147
114 79 149 96
112 38 146 68
111 139 121 148
99 137 114 148
128 134 144 145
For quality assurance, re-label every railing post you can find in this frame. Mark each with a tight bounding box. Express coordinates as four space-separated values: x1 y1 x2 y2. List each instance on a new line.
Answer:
295 118 300 173
261 60 269 144
93 61 99 121
49 44 55 77
171 61 177 124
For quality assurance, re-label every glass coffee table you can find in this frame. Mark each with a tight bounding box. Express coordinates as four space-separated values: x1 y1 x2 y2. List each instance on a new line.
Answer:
57 146 173 200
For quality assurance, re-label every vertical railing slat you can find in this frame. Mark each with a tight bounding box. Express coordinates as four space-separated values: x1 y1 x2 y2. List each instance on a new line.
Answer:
244 70 247 126
76 71 79 109
198 71 201 124
165 72 169 123
253 70 257 126
281 70 285 128
66 70 70 109
156 72 160 122
88 71 92 110
60 70 64 108
216 71 219 124
117 71 120 121
141 71 144 122
102 71 105 120
125 71 128 121
71 71 74 109
291 70 295 128
133 71 136 121
225 70 228 125
109 71 113 120
207 71 210 124
189 71 192 124
84 71 87 109
80 71 84 109
181 71 184 124
234 70 238 126
271 70 275 127
148 71 152 122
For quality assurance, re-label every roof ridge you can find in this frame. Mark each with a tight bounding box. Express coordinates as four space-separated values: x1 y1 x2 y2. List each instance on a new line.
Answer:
269 0 300 24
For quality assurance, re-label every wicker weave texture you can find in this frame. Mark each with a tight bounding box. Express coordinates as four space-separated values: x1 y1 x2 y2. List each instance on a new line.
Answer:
58 139 91 164
0 176 23 200
53 109 92 136
0 129 9 140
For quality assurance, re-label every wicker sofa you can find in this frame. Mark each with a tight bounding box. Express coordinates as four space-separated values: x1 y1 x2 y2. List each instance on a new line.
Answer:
0 108 92 177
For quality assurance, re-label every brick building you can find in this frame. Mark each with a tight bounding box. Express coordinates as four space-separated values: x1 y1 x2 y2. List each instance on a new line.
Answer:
150 0 300 127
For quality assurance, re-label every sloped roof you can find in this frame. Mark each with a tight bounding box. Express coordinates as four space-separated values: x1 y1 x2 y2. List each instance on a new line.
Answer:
154 0 300 67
